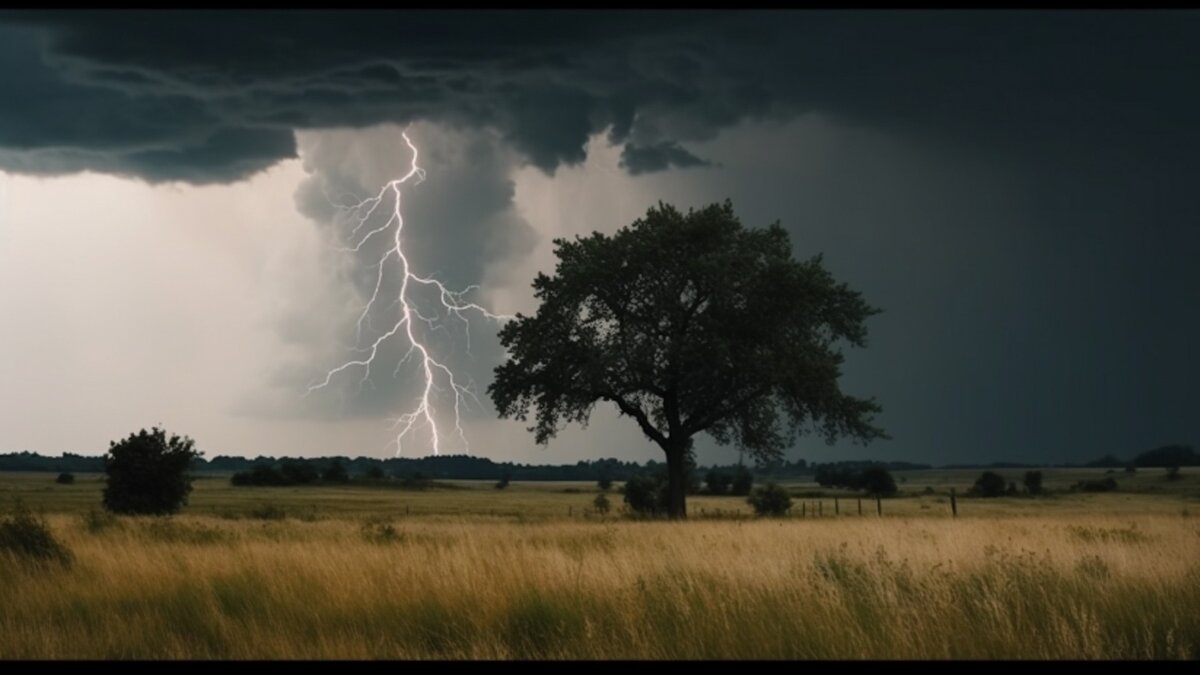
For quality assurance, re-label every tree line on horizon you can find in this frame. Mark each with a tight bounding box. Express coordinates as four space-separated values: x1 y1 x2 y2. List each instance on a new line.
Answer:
1 445 1192 481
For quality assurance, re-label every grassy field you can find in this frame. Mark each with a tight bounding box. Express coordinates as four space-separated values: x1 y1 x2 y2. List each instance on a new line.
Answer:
1 469 1198 658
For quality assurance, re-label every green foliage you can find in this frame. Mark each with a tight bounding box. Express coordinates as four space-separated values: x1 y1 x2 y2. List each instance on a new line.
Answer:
622 474 668 516
747 482 792 517
971 471 1007 498
489 200 885 518
593 493 611 515
321 460 349 483
597 474 613 491
858 467 897 497
730 465 754 497
364 465 386 480
0 500 72 566
495 470 512 490
705 469 732 495
103 427 201 516
1023 470 1044 494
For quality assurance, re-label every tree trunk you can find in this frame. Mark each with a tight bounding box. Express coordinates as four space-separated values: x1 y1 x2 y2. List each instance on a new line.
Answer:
664 441 688 520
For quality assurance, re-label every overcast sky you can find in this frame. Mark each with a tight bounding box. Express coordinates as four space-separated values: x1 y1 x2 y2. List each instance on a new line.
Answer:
0 11 1195 466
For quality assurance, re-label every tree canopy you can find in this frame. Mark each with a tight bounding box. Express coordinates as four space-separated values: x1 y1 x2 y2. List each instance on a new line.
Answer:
103 427 201 515
489 200 886 518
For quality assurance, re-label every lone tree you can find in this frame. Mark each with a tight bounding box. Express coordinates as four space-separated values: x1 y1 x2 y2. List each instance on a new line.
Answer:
489 200 886 519
103 427 201 515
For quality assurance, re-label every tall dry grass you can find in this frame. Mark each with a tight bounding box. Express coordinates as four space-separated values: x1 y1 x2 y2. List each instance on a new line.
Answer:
1 512 1197 658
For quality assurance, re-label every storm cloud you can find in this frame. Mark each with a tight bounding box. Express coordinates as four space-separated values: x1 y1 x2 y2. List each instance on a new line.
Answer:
0 11 1196 465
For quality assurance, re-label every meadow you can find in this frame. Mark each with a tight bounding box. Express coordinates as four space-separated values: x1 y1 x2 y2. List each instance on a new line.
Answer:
1 469 1198 659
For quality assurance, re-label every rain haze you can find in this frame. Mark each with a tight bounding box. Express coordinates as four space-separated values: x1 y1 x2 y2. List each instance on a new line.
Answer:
0 10 1196 467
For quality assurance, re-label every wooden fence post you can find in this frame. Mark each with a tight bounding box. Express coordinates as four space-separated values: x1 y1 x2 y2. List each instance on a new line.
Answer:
858 498 862 516
950 488 957 518
802 502 806 518
876 496 882 516
834 497 839 515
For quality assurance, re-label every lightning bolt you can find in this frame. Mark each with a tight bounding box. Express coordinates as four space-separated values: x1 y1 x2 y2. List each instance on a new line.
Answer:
307 130 512 456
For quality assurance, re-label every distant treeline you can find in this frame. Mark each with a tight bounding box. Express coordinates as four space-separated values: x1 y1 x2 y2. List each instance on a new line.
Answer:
0 444 1190 480
1082 445 1197 469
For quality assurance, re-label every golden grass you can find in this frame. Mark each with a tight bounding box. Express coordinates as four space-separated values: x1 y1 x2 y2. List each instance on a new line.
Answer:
1 508 1197 658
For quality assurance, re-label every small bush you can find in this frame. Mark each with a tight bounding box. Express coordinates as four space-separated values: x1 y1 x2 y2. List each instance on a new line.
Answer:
495 471 511 490
593 493 611 515
104 426 201 515
55 472 75 485
597 475 613 491
0 501 73 566
747 482 792 517
971 471 1007 498
730 466 754 497
622 474 667 516
704 470 732 496
1023 471 1043 495
1166 466 1182 481
858 467 897 497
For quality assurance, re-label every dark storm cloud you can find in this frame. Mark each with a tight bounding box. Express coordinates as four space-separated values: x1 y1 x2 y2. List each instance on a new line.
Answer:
619 141 712 174
1 11 1197 185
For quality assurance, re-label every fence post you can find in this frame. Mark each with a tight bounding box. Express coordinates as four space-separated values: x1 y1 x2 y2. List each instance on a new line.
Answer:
818 501 823 517
858 498 862 516
802 502 806 518
405 504 409 516
950 488 957 518
876 496 882 516
834 497 839 515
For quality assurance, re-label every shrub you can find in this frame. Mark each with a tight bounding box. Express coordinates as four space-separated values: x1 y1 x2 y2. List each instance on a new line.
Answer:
1023 470 1043 495
747 482 792 517
1166 466 1181 481
0 500 73 566
103 427 201 515
622 474 667 516
730 466 754 497
858 467 897 497
971 471 1007 498
593 493 611 515
495 471 511 490
704 470 732 496
55 472 75 485
597 475 613 491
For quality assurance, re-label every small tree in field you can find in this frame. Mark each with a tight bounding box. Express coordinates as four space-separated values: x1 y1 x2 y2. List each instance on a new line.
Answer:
490 200 886 519
971 471 1006 498
858 466 897 497
593 493 611 515
748 482 792 517
103 427 201 515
